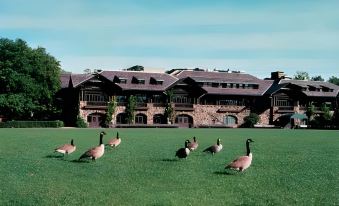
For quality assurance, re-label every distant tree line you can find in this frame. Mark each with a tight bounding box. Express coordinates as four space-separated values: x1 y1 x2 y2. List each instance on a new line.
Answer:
293 71 339 85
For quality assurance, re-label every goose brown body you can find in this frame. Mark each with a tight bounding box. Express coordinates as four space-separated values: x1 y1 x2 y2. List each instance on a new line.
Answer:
203 138 222 155
55 139 76 155
225 138 254 172
108 132 121 148
187 136 198 151
79 131 106 161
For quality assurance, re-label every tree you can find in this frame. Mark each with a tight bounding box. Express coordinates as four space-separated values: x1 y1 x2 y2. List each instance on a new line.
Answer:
242 113 260 128
328 76 339 86
293 71 309 80
102 97 117 127
306 103 315 120
164 89 174 123
126 65 144 71
125 95 137 124
311 75 324 81
0 38 61 120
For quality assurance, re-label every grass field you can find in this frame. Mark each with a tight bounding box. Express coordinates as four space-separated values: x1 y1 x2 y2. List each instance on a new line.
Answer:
0 128 338 205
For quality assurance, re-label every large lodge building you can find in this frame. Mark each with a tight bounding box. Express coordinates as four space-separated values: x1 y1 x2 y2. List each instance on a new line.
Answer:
59 69 339 128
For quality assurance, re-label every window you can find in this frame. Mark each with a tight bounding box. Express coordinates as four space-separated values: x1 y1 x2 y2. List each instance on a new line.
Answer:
135 94 147 103
120 78 127 84
135 114 147 124
132 77 145 84
212 83 219 88
224 115 237 126
150 77 164 85
219 99 244 106
84 91 107 102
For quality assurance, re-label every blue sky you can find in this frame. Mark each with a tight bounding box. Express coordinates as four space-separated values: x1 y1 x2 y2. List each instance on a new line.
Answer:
1 0 338 79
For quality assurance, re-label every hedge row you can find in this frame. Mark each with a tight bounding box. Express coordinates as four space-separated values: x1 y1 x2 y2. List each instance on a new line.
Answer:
0 120 64 128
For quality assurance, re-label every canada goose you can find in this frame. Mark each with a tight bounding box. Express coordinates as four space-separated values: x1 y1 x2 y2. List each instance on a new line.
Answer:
175 140 190 159
187 136 198 151
225 138 254 172
55 139 76 156
203 138 222 155
79 131 106 161
107 132 121 148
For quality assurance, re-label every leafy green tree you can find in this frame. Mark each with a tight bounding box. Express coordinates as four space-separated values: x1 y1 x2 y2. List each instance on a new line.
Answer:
306 103 315 120
311 75 324 81
0 38 61 120
243 113 260 128
125 95 137 124
293 71 310 80
126 65 144 71
164 89 174 123
328 76 339 86
103 97 117 127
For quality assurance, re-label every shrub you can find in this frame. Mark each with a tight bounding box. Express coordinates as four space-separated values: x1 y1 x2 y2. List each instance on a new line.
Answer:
0 120 64 128
243 113 260 128
75 116 87 128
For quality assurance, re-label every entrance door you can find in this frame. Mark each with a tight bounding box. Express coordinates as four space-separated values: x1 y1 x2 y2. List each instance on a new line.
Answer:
175 115 193 128
87 113 104 128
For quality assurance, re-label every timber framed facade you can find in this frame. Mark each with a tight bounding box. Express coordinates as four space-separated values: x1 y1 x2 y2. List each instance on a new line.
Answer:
59 70 339 128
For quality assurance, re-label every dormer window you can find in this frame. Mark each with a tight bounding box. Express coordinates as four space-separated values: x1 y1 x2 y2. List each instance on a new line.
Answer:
212 83 219 88
132 76 145 84
119 78 127 84
150 77 164 85
113 76 127 84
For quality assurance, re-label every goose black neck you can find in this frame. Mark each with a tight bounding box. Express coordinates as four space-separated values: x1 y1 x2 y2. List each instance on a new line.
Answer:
71 139 74 145
117 132 120 139
246 141 251 156
185 141 188 148
217 139 220 146
99 134 104 145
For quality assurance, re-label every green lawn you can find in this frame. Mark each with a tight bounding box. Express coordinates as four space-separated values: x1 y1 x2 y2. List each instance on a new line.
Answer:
0 128 338 205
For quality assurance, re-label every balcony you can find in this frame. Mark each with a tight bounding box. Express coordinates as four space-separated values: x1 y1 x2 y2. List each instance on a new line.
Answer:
152 103 166 107
82 101 108 109
217 106 247 113
276 106 294 113
136 103 148 110
174 103 194 111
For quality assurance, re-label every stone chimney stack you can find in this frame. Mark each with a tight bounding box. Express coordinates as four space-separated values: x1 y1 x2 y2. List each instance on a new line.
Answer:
270 71 285 80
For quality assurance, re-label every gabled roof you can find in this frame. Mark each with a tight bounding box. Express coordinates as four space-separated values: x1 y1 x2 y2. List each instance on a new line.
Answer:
175 70 261 82
100 70 178 91
280 79 339 97
175 71 273 96
60 73 94 88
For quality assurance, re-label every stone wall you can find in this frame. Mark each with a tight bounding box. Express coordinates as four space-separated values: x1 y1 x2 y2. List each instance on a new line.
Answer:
79 101 106 122
79 102 264 127
192 105 251 127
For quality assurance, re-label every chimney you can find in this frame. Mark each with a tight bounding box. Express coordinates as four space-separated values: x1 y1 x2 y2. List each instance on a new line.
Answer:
271 71 285 80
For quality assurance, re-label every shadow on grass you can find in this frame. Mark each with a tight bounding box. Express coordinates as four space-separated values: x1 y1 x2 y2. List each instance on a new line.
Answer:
44 154 64 159
213 170 237 176
161 158 179 162
70 159 92 164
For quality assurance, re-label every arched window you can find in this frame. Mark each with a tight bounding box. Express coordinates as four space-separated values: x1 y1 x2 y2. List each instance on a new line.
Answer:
224 115 237 126
153 114 166 124
116 113 127 124
135 113 147 124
